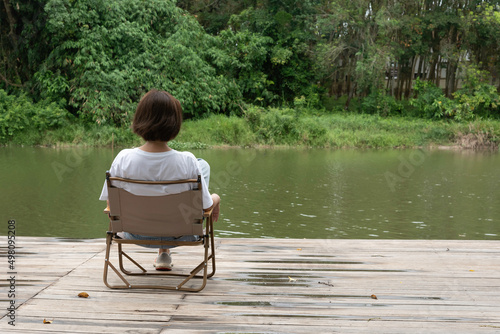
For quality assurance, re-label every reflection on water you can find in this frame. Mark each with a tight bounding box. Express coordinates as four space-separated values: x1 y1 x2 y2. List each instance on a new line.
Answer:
1 146 499 239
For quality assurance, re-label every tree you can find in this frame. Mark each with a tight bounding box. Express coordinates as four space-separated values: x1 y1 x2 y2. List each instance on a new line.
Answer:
176 0 257 34
312 0 391 107
35 0 242 124
461 2 500 90
0 0 48 91
221 1 318 107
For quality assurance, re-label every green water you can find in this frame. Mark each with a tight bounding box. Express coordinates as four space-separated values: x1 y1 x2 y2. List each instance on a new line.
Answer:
1 147 498 239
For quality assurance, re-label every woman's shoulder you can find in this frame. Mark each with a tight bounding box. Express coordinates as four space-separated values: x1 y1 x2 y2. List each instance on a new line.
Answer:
110 148 143 165
114 147 139 159
175 150 196 160
170 150 200 169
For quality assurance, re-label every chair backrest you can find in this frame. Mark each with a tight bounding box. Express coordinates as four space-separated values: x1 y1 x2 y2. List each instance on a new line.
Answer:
106 172 204 236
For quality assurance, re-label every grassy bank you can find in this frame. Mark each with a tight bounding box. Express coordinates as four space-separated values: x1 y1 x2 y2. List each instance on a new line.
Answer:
3 109 500 150
173 109 500 150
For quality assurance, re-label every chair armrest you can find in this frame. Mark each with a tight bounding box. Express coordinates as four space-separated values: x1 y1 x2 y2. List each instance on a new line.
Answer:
203 208 213 218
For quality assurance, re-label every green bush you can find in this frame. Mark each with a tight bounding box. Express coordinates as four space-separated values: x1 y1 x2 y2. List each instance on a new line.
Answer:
244 106 328 146
409 74 500 121
177 114 255 146
409 79 449 119
361 90 404 116
0 90 71 142
205 114 253 145
294 117 328 146
453 67 500 119
245 106 295 144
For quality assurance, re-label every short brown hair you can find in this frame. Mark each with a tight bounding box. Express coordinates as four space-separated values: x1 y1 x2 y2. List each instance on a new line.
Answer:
132 90 183 141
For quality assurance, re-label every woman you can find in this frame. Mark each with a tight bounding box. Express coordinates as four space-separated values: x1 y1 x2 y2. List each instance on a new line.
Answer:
99 89 220 270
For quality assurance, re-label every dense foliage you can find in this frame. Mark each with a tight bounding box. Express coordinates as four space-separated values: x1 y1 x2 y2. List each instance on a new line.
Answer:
1 0 500 142
0 89 70 141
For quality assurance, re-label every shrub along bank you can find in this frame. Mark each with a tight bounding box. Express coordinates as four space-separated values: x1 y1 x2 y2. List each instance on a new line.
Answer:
177 108 500 149
2 102 499 150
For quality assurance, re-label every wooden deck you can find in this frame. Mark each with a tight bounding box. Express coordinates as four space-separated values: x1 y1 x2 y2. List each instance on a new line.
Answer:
1 237 500 333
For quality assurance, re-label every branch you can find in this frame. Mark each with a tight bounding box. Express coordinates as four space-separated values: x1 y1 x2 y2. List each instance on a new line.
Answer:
0 71 24 88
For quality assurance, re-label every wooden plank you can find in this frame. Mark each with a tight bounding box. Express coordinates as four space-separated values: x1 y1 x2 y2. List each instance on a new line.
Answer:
1 237 499 333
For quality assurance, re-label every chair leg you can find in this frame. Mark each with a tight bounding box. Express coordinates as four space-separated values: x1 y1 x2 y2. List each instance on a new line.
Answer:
102 233 113 287
206 220 216 278
118 243 147 275
103 234 132 289
176 235 210 291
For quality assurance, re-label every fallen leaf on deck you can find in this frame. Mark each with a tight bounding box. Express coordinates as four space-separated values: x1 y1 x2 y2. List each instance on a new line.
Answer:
297 248 302 251
43 319 53 324
371 294 378 299
288 276 297 282
78 292 90 298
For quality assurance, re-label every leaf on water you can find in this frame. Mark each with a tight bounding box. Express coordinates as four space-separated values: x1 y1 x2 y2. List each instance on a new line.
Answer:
371 294 378 300
43 319 53 324
78 292 90 298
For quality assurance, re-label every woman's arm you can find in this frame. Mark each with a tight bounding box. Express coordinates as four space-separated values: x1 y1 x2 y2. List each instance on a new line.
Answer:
204 193 220 222
104 200 110 214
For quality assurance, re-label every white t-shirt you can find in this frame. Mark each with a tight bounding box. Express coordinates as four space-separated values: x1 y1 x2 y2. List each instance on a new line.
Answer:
99 148 213 210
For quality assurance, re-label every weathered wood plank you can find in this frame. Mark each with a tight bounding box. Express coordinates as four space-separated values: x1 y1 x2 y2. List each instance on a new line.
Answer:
1 237 499 333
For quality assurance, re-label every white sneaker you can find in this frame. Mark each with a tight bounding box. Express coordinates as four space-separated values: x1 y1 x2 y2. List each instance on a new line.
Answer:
154 252 172 271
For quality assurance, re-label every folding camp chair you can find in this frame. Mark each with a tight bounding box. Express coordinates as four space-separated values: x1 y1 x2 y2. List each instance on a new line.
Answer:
103 171 216 292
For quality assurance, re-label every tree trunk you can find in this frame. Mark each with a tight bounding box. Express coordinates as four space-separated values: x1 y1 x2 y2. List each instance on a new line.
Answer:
345 82 357 110
344 72 352 109
417 56 425 80
445 61 452 97
3 0 18 49
406 56 417 98
395 62 402 99
435 57 442 88
428 57 436 82
385 65 392 93
445 62 458 97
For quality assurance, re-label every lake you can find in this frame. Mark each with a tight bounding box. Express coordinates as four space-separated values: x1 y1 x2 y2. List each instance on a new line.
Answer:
1 146 499 239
